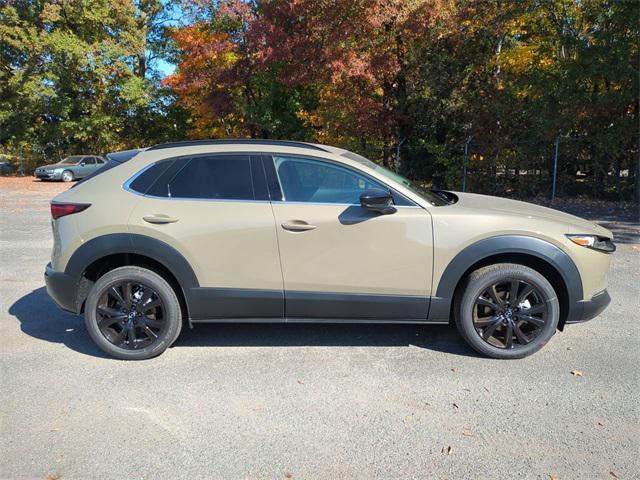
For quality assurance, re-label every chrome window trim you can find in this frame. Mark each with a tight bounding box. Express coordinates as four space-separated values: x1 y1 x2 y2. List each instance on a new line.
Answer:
123 159 270 204
269 200 420 209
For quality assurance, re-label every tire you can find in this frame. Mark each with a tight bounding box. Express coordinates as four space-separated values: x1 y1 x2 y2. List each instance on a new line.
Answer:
455 263 560 359
61 170 74 182
84 266 182 360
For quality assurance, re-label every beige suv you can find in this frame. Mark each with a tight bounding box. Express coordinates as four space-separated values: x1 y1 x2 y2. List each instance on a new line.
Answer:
44 140 614 360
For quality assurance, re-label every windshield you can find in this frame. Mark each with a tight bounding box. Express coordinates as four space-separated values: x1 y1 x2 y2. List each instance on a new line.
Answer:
340 151 449 206
60 156 83 164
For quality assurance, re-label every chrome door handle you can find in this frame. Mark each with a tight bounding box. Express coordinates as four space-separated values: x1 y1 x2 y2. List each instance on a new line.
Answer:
143 214 179 224
281 220 317 232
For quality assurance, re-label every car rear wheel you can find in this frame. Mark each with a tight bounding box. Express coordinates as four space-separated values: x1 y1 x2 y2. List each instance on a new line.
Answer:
455 263 560 359
84 266 182 360
61 170 74 182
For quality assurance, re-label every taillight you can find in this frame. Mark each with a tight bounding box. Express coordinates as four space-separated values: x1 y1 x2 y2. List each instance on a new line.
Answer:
50 202 91 219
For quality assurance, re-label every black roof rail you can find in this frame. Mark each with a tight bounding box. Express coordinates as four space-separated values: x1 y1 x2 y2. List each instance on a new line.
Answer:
146 139 329 152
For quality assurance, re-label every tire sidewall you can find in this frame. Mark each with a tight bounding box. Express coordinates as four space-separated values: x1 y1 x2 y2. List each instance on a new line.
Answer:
457 264 560 359
84 267 181 360
61 170 73 182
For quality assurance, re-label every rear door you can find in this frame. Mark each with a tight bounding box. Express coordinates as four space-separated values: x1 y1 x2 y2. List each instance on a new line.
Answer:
127 153 283 321
265 154 433 321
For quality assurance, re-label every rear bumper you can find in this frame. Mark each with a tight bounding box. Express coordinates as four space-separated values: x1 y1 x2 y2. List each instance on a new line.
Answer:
44 263 78 314
565 289 611 325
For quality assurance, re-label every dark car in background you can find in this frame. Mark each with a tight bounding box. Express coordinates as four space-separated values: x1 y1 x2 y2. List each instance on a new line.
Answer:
0 161 16 175
0 154 17 175
34 155 107 182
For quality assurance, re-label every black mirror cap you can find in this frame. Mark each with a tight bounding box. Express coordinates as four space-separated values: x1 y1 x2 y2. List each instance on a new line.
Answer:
360 188 396 214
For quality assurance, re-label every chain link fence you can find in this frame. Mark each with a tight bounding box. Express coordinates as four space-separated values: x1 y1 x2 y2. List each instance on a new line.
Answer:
389 136 639 202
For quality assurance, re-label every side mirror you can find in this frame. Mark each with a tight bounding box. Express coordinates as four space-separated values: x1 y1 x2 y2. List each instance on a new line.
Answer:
360 188 396 214
79 162 85 166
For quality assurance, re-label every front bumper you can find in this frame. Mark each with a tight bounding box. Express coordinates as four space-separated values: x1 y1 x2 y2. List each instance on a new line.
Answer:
34 170 61 180
565 289 611 325
44 262 78 314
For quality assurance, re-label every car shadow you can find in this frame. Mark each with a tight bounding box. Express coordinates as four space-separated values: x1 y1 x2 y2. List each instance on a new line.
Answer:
9 287 481 359
8 287 111 358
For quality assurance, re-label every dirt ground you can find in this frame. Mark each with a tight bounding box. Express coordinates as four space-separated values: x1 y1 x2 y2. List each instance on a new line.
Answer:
1 175 639 479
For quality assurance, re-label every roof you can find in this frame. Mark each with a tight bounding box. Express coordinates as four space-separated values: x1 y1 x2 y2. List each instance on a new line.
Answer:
146 139 330 153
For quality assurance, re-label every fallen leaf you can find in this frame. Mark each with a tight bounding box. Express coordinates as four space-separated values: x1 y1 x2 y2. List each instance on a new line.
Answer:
49 428 60 432
46 474 62 480
462 427 473 437
566 346 573 351
570 370 584 377
483 387 490 392
597 421 604 427
549 475 560 480
452 403 459 409
284 473 293 479
610 471 619 479
451 368 458 372
253 405 265 412
441 445 453 455
297 379 305 385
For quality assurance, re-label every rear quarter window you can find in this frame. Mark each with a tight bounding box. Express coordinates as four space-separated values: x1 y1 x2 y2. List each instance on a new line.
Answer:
127 160 175 195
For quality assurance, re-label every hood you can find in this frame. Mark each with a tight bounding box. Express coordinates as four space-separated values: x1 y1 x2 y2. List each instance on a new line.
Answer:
452 192 612 238
38 162 69 170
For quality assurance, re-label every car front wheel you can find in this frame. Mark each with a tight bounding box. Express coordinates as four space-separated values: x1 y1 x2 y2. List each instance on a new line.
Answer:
61 170 74 182
455 263 560 359
84 266 182 360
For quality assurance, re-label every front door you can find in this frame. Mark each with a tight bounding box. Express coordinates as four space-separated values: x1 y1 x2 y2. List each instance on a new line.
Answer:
77 156 95 177
266 155 433 320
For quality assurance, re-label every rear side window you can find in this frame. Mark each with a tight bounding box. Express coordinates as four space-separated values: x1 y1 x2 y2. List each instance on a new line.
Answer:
84 157 96 165
168 156 254 200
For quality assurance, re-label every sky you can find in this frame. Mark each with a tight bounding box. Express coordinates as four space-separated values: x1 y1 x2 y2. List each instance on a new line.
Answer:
156 58 176 78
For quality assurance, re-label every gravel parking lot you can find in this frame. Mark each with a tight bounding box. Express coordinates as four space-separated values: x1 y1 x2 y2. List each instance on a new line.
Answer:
1 177 639 480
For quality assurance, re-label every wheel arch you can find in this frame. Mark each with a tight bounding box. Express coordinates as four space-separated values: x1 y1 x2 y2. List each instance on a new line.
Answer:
65 233 198 319
429 235 583 330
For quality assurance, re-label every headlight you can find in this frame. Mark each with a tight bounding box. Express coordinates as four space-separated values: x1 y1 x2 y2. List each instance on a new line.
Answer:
566 234 616 253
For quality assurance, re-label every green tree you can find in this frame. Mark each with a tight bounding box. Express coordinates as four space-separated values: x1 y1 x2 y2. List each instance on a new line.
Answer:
0 0 186 163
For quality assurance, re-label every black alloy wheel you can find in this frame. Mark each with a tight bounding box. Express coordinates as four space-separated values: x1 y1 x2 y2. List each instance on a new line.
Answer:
84 266 182 360
472 279 547 350
96 281 166 350
455 263 560 359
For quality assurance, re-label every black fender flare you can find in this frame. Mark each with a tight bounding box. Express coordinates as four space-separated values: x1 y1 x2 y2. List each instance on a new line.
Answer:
428 235 584 324
65 233 200 313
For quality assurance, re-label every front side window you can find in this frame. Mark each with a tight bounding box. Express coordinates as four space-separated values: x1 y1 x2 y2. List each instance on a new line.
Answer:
273 156 385 204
